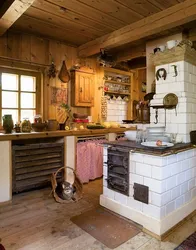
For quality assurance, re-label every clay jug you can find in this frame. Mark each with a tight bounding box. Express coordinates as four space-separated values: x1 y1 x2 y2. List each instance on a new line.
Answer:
58 61 70 83
3 115 14 133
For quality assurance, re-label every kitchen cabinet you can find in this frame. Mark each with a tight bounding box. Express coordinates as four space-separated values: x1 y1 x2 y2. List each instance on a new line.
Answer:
71 68 94 107
135 67 147 101
103 67 135 119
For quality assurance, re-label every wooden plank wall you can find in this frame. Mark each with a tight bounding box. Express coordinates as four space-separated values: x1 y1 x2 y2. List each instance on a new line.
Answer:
0 31 102 123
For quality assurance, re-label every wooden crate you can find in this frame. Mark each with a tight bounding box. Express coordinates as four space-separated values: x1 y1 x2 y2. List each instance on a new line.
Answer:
12 142 64 193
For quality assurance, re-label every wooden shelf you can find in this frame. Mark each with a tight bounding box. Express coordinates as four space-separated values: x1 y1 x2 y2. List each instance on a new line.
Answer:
105 80 130 86
103 67 132 76
150 105 176 109
104 91 130 95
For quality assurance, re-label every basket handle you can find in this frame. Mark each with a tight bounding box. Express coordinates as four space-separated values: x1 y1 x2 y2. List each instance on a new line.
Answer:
54 166 75 178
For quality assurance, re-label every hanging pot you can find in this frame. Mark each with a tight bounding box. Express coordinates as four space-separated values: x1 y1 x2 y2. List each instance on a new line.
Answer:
58 60 70 83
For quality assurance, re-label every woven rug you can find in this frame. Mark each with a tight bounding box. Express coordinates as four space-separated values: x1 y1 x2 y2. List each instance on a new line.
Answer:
174 232 196 250
71 206 141 249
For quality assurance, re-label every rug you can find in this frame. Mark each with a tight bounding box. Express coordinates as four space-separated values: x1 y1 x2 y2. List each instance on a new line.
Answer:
71 206 141 249
174 232 196 250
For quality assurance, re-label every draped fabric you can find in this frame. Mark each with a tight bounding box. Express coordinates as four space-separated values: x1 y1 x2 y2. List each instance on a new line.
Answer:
76 140 106 184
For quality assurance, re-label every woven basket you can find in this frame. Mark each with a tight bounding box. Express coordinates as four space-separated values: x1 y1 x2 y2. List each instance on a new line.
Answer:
51 166 83 203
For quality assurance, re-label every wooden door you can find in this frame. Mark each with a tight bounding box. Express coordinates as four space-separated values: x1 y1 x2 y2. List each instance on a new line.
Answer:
75 72 94 107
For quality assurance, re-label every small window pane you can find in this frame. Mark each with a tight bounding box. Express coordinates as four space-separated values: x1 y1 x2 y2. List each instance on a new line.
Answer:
2 91 18 108
2 109 18 124
2 73 18 90
21 75 36 92
21 110 35 122
21 93 36 108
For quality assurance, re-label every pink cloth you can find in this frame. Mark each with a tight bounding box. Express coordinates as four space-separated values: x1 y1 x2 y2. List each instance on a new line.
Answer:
76 140 105 183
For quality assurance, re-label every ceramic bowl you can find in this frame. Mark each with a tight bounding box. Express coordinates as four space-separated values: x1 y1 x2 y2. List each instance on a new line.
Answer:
124 131 137 141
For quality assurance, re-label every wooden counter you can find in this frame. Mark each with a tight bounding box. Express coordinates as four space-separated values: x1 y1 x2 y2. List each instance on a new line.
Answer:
0 127 136 141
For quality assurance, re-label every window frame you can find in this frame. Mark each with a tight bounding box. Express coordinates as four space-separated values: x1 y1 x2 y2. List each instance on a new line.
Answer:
0 67 41 123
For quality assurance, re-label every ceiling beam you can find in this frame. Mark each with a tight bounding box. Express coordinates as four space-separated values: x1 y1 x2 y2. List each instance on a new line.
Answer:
116 44 146 62
0 0 35 36
78 0 196 57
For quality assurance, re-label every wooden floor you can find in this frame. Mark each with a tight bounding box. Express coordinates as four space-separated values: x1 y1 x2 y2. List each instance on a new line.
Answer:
0 179 195 250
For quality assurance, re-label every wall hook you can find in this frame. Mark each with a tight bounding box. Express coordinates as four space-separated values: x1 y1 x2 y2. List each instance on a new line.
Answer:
171 65 178 77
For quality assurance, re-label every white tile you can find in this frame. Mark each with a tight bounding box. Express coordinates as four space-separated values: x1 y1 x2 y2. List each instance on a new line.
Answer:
103 147 108 157
132 153 144 163
103 165 107 176
161 191 171 206
167 155 177 165
129 184 134 197
144 177 163 193
135 162 151 177
175 195 184 209
170 163 181 176
180 181 188 195
189 157 196 168
129 161 136 173
191 187 196 199
185 168 194 181
150 192 161 206
184 190 192 204
151 165 171 180
186 149 195 158
103 155 107 164
166 176 176 191
165 201 175 216
143 155 167 167
127 197 143 211
130 173 144 185
103 187 115 199
171 186 181 200
142 203 161 220
103 177 107 187
114 192 128 205
188 178 195 191
181 159 190 171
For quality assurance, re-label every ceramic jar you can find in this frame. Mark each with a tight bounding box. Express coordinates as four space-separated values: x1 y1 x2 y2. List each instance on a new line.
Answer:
3 115 14 133
21 118 31 133
47 119 59 131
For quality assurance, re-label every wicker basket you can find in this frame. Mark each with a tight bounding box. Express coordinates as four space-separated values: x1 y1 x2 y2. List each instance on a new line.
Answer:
51 166 83 203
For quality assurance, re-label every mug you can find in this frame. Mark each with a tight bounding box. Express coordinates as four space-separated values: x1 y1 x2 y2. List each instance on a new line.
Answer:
167 40 178 49
153 47 161 54
159 45 165 52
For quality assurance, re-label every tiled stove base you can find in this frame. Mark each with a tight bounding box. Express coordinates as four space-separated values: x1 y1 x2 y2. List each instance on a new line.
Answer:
101 147 196 236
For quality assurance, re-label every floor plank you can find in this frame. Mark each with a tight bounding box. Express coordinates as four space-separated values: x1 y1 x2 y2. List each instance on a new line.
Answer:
0 179 195 250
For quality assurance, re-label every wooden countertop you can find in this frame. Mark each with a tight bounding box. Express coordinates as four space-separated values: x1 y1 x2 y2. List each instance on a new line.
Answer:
104 141 194 156
0 127 136 141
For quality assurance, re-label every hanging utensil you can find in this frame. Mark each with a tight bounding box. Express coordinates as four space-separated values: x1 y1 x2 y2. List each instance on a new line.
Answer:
154 109 158 124
58 60 70 83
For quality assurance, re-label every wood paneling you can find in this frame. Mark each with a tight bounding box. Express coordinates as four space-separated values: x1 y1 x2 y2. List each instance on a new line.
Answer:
78 0 196 56
8 0 186 46
0 31 98 121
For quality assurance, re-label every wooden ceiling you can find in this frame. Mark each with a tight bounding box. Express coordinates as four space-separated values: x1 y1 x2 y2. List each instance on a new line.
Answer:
10 0 186 47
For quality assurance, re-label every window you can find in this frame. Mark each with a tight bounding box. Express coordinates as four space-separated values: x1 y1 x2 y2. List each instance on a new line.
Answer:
0 68 41 124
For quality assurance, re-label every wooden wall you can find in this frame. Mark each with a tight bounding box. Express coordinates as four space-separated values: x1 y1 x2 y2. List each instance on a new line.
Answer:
0 31 102 123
